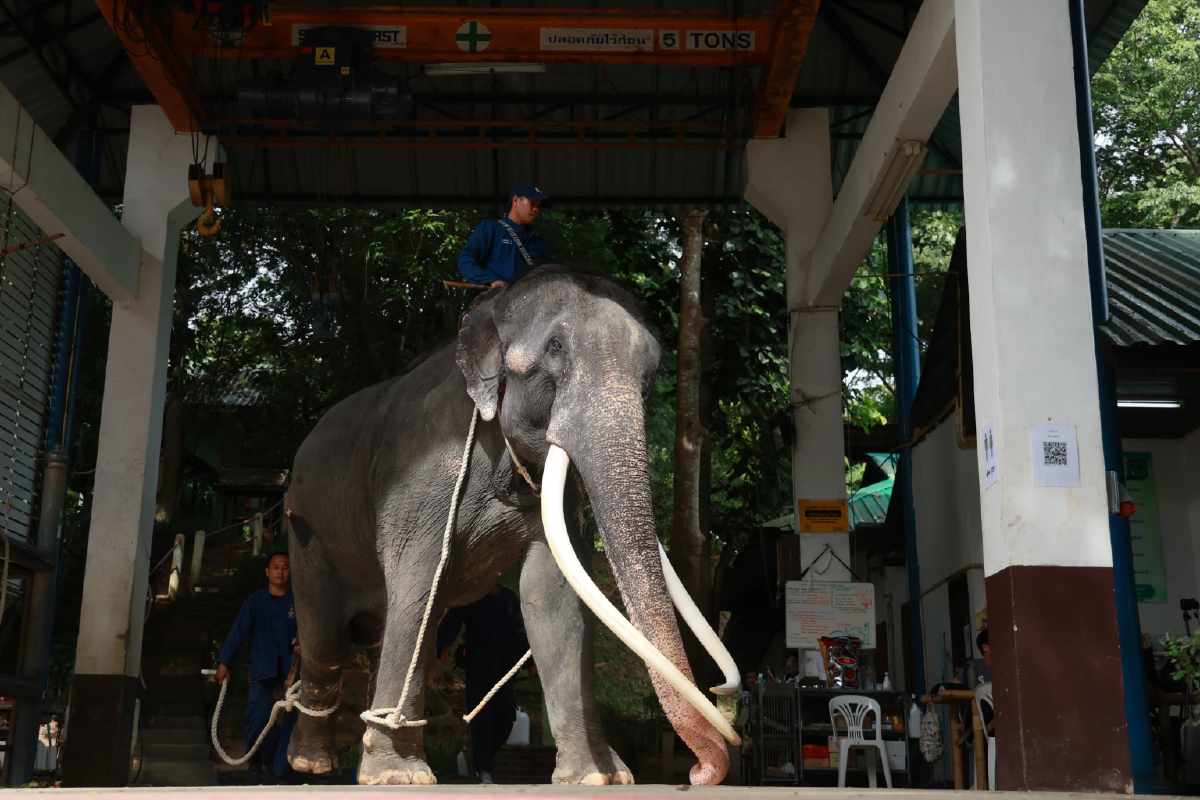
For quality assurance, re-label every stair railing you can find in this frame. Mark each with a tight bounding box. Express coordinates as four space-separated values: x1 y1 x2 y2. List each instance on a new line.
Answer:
195 499 284 580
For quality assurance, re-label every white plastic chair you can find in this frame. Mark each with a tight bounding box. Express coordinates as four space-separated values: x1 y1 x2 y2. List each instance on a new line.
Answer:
975 682 996 790
829 695 892 789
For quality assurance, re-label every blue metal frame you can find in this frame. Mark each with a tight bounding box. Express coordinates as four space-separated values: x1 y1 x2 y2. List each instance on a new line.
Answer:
45 261 87 456
887 197 926 699
1069 0 1158 790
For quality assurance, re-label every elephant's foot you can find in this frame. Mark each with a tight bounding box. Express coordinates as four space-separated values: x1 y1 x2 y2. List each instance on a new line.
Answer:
358 727 436 785
287 714 335 774
552 745 634 786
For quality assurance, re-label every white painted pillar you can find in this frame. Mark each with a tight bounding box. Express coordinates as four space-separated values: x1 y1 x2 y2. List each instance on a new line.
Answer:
189 530 206 587
167 534 185 600
744 109 849 580
253 512 264 556
63 106 215 787
955 0 1130 791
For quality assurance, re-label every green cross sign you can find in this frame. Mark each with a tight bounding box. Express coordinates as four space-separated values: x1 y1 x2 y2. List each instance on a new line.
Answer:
456 21 491 53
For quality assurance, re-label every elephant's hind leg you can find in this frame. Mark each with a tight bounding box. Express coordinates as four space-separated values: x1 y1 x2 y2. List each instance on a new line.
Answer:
521 538 633 785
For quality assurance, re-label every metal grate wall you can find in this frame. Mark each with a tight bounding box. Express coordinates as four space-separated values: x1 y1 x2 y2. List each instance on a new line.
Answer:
0 198 64 543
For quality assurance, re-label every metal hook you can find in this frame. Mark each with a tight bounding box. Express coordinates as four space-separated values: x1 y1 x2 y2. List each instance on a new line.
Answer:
197 192 221 236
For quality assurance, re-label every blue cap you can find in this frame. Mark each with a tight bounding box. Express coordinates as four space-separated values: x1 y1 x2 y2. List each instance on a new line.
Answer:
509 183 550 205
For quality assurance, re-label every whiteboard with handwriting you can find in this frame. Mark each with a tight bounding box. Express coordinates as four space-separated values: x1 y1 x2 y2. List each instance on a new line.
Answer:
784 581 875 648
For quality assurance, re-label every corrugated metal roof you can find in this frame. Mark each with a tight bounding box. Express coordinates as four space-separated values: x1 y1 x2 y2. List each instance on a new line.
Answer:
1101 229 1200 347
849 478 892 529
186 368 272 407
215 468 289 491
1088 0 1150 77
0 0 1151 207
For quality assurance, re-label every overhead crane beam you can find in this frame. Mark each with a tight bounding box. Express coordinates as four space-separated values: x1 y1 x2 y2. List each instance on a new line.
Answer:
92 0 204 131
752 0 821 138
173 8 774 66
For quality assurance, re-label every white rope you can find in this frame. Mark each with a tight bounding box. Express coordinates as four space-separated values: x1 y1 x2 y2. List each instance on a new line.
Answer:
210 679 338 766
361 407 479 730
462 648 533 724
503 436 540 495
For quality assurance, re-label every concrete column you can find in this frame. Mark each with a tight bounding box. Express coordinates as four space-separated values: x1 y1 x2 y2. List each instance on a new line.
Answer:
8 451 69 784
744 109 849 579
167 534 185 600
252 513 264 557
955 0 1131 791
189 531 206 587
63 106 214 787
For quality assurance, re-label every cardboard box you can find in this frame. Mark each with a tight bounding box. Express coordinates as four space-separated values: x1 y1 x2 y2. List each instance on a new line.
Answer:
827 737 858 768
803 757 829 768
886 740 907 771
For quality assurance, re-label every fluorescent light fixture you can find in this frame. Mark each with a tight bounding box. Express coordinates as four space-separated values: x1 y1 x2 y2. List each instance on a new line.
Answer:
1117 399 1182 409
864 139 929 223
424 63 546 77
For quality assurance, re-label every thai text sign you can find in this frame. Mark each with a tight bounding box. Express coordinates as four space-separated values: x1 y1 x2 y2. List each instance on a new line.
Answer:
797 498 849 533
1125 452 1166 603
785 581 875 648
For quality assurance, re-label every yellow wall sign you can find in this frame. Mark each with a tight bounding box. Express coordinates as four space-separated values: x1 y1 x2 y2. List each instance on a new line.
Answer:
797 499 849 533
315 47 336 64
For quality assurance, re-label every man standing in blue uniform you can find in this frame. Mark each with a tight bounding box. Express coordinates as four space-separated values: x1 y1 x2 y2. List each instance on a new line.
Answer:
216 551 299 784
437 582 536 784
458 183 552 288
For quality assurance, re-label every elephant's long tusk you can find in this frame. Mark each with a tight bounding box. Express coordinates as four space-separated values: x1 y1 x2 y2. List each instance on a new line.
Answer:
540 445 740 746
657 541 741 695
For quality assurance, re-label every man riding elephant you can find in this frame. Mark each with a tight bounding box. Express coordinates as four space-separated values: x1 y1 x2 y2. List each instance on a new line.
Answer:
282 267 741 785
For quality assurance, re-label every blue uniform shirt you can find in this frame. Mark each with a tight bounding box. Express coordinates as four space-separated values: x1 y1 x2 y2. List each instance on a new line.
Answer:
457 218 551 286
218 588 298 683
436 588 531 682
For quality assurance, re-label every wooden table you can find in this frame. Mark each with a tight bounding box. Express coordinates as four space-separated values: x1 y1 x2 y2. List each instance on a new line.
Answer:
922 689 988 790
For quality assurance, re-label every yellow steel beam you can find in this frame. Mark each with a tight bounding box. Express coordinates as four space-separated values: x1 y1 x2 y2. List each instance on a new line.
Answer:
753 0 821 138
174 7 774 66
93 0 204 132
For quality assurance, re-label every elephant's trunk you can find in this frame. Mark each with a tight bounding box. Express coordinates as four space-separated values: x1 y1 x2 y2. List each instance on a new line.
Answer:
544 399 732 785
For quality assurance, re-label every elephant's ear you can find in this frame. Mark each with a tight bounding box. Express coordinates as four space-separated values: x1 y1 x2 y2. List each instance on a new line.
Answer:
456 287 505 421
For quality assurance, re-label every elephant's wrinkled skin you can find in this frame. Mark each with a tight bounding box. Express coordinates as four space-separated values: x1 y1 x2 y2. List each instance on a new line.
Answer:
284 267 729 785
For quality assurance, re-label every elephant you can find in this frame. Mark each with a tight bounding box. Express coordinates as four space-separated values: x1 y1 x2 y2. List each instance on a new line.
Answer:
282 266 741 786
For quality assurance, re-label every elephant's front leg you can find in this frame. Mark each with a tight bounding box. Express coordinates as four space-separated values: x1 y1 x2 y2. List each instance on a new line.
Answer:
521 537 634 785
357 558 438 785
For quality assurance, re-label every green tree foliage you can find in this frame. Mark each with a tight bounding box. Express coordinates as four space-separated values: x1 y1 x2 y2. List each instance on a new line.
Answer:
170 207 798 540
840 209 963 434
174 208 481 468
1094 0 1200 228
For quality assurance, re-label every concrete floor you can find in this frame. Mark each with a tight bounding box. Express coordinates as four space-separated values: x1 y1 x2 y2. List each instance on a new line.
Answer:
0 788 1167 798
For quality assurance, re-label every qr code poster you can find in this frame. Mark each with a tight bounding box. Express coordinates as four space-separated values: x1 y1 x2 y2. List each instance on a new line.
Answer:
1029 423 1080 487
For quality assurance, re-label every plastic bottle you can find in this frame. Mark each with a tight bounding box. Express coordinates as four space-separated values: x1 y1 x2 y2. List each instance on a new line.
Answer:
864 664 876 690
881 672 893 691
908 700 922 738
507 708 531 745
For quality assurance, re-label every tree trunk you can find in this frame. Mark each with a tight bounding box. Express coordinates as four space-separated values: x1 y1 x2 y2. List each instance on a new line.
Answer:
670 211 712 682
698 236 718 619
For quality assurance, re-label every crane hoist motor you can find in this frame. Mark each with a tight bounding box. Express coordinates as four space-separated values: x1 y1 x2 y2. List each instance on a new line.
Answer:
236 26 413 126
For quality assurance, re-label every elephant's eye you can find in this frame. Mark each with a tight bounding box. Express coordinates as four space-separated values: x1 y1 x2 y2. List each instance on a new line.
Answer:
547 337 564 354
